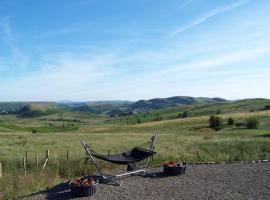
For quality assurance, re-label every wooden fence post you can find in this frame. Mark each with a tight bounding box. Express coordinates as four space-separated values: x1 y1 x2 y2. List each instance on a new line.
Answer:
23 157 26 176
46 149 49 162
0 163 2 179
42 150 49 170
36 155 39 167
196 149 201 161
25 150 28 164
195 145 200 161
66 149 69 161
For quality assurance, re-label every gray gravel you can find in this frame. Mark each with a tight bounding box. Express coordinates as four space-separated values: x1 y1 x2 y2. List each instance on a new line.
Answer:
21 162 270 200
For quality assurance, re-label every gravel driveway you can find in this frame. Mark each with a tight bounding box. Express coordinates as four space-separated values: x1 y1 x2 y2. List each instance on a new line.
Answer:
21 162 270 200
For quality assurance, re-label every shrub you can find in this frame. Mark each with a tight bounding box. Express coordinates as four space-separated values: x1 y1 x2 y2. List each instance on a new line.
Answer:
216 109 221 114
32 129 37 134
235 121 246 127
246 118 259 129
182 111 190 118
154 113 162 121
265 105 270 110
178 113 182 118
209 115 223 130
137 118 141 124
228 117 235 125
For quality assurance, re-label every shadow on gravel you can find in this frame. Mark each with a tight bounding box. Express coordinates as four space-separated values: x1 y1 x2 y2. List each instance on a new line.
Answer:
38 171 184 199
41 182 74 200
137 170 186 179
40 175 102 200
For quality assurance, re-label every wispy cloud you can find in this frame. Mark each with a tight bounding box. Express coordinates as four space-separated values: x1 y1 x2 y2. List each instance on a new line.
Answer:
0 52 119 101
182 0 193 7
30 24 92 39
169 0 249 37
0 16 28 68
105 47 270 91
0 44 269 101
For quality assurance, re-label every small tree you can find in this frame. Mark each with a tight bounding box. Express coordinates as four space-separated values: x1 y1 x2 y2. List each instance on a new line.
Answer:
154 113 162 121
228 117 235 125
182 111 189 118
209 115 223 130
137 118 141 124
246 118 259 129
178 113 182 118
216 109 221 114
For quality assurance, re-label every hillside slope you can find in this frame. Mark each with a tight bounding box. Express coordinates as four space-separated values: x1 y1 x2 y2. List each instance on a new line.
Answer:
109 96 227 116
110 98 270 124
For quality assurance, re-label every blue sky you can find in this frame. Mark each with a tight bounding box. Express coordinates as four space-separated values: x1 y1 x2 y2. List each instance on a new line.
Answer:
0 0 269 101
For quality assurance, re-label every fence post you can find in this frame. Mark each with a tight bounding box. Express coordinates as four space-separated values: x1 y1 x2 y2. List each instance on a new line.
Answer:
25 150 28 164
23 157 26 176
66 149 69 161
0 163 2 179
46 149 49 162
195 145 200 161
36 155 39 167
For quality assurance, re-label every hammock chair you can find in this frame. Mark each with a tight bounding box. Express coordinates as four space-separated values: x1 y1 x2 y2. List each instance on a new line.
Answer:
90 146 155 165
81 133 157 185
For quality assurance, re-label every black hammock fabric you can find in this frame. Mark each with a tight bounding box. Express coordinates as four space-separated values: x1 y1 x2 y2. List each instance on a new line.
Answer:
91 147 155 165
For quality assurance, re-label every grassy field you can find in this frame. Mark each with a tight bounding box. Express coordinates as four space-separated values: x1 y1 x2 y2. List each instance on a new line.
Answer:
0 110 269 162
0 102 270 199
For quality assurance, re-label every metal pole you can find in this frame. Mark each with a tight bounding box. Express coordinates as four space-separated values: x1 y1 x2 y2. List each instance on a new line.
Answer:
144 133 157 168
81 141 104 178
115 169 145 177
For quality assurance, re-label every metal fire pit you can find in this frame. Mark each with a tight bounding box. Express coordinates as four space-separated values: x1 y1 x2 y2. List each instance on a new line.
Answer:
70 178 98 197
163 163 186 176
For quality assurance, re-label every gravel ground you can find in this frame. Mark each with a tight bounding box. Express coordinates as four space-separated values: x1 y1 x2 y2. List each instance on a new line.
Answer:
21 162 270 200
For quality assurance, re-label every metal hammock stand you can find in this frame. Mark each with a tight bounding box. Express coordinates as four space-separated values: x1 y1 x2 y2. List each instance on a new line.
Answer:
81 133 157 186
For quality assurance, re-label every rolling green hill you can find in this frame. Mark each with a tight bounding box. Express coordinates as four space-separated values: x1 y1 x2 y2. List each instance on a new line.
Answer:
110 98 270 124
108 96 227 117
15 103 67 117
1 98 269 119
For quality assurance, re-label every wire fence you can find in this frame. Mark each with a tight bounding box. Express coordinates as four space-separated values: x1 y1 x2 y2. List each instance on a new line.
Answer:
0 149 91 180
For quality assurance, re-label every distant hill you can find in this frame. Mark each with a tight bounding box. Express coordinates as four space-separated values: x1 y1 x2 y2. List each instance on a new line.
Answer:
110 98 270 124
15 103 66 117
131 96 226 110
108 96 227 116
58 100 133 114
2 97 270 118
0 101 134 117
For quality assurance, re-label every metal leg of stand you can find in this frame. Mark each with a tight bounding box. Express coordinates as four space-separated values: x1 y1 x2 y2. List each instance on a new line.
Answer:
144 133 157 169
81 141 121 186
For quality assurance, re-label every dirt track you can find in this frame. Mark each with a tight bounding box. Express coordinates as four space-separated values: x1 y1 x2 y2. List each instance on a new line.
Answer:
20 162 270 200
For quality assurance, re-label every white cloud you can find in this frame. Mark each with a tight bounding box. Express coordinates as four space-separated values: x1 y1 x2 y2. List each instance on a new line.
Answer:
169 0 249 37
1 45 269 101
124 47 270 86
0 53 118 101
0 16 29 68
82 46 270 100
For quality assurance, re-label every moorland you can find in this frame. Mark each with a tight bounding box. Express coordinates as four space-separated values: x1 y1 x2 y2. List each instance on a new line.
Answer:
0 96 270 198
